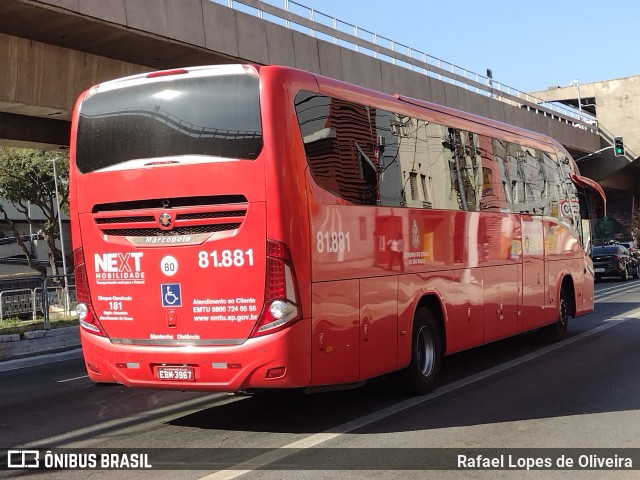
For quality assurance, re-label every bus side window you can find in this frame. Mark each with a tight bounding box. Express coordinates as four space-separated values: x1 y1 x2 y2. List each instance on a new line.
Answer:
375 111 444 210
374 109 404 207
507 143 527 213
493 139 513 213
441 128 484 212
396 121 461 211
478 134 507 212
294 91 378 205
523 147 544 214
541 151 562 219
556 153 581 229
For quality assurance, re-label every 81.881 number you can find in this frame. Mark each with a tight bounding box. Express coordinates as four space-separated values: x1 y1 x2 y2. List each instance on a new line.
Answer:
316 231 351 254
198 249 254 268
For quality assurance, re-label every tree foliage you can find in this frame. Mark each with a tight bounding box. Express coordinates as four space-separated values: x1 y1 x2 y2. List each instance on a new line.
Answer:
0 147 69 276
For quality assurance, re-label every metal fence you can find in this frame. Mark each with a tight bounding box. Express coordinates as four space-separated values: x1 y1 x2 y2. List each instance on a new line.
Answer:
213 0 598 131
0 288 40 321
0 274 76 328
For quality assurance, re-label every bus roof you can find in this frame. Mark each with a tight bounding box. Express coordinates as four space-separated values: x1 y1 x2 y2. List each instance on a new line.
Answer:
301 66 567 156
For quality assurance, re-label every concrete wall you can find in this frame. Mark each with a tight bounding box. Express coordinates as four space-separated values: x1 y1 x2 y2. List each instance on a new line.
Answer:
0 31 151 147
594 77 640 158
532 76 640 187
533 76 640 160
0 326 79 361
0 0 600 154
0 32 150 120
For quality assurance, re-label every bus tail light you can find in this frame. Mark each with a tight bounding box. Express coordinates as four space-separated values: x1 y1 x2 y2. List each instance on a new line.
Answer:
250 240 301 338
146 68 188 78
74 248 106 337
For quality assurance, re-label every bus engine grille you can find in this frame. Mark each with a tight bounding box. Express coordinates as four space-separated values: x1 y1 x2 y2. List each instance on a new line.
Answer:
92 196 248 238
101 223 242 237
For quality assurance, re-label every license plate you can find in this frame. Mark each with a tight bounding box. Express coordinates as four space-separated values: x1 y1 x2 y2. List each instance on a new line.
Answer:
594 268 605 273
156 366 195 381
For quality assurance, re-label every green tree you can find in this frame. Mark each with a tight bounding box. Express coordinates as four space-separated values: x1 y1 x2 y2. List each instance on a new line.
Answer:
0 147 69 276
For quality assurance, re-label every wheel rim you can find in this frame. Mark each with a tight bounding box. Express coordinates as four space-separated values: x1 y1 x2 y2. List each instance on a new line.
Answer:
559 298 568 330
416 325 435 377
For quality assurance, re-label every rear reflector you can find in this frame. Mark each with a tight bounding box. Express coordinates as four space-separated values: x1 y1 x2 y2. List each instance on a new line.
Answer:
211 363 242 369
86 362 101 374
115 362 140 369
266 367 286 379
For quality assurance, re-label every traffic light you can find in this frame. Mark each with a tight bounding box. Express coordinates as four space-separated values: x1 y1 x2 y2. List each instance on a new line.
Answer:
614 137 625 157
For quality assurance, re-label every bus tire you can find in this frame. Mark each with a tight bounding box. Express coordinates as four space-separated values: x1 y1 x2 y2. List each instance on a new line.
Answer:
397 307 443 395
540 287 570 342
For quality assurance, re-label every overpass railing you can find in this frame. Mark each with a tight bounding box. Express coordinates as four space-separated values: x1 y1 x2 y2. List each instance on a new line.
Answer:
217 0 598 133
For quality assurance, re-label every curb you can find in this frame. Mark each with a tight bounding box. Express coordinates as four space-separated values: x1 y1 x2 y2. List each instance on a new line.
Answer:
0 347 83 372
0 325 80 363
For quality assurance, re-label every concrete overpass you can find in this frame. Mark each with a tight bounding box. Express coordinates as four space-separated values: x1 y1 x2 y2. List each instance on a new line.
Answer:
531 77 640 193
0 0 601 159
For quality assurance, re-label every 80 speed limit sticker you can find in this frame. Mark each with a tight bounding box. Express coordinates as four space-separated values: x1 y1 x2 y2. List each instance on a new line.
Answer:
160 255 178 277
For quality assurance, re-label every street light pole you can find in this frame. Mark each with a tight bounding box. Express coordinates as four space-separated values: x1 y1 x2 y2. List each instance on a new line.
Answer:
50 158 70 313
574 146 613 162
27 201 34 257
570 79 582 121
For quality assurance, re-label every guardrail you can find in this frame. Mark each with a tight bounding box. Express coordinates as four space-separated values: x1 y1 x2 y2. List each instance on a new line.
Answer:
215 0 598 132
0 288 40 321
0 275 76 328
42 275 76 329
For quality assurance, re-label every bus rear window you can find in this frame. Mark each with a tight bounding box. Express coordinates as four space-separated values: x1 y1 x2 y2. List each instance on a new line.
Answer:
76 74 263 173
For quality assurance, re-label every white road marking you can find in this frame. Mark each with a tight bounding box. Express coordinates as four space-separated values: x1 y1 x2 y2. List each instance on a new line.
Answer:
594 281 640 298
27 393 231 448
198 308 640 480
56 375 89 383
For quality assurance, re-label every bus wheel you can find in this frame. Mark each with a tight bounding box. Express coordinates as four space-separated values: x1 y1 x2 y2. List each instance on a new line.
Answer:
540 288 570 342
397 307 443 395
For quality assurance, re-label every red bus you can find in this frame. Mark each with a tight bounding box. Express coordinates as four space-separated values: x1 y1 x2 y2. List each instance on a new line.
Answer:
69 64 605 394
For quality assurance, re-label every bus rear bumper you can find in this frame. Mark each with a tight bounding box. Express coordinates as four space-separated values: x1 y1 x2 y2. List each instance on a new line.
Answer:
80 319 311 392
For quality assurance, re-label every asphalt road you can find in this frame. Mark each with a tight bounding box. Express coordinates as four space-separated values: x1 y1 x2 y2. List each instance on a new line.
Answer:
1 279 640 479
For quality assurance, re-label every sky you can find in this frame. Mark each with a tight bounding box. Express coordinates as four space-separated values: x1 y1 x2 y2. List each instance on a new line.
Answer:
271 0 639 94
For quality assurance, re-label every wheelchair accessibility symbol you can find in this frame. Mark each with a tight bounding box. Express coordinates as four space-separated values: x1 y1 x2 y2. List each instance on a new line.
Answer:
161 283 182 307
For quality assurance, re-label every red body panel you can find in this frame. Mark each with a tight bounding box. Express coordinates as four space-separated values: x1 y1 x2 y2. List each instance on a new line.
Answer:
521 215 546 332
81 319 311 390
311 280 360 385
77 201 266 343
69 64 602 392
